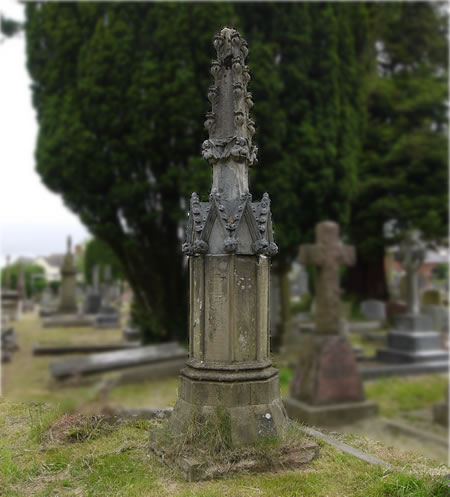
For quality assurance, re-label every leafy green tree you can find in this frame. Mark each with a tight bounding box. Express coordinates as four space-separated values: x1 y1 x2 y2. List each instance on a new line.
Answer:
25 2 234 342
1 263 46 298
345 2 448 299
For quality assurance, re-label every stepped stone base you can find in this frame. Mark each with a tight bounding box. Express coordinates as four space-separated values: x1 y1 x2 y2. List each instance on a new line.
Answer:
377 348 448 363
169 370 288 445
377 329 448 363
283 397 378 427
393 313 432 332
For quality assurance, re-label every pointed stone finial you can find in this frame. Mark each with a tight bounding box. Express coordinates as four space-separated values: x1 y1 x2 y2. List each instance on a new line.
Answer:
183 28 277 258
202 27 257 170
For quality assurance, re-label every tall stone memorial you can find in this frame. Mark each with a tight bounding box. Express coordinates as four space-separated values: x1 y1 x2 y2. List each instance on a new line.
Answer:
284 221 377 425
169 27 287 444
57 236 78 314
377 230 447 362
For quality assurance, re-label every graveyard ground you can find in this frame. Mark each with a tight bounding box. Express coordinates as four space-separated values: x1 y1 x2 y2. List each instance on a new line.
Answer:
0 311 448 496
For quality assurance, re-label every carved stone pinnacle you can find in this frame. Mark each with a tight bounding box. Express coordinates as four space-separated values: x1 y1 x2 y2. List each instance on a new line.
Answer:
202 27 257 168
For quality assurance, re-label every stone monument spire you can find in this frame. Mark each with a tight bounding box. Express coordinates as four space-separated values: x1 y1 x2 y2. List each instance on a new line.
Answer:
170 27 287 445
58 235 77 314
183 27 277 258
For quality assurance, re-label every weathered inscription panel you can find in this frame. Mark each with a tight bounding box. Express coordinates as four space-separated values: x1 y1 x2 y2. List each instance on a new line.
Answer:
233 256 257 362
204 256 230 361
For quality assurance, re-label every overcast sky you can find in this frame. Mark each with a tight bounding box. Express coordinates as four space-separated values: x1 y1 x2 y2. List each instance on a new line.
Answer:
0 1 90 268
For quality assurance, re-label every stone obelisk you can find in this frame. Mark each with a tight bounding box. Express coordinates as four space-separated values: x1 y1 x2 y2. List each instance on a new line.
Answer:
58 236 78 314
169 27 287 445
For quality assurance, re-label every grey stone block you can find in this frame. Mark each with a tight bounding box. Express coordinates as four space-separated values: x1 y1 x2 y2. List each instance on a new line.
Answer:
387 331 442 351
283 397 378 427
376 348 448 364
360 360 448 379
393 313 432 332
50 342 187 379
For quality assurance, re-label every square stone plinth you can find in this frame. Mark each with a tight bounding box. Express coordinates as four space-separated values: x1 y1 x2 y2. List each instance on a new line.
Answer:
283 397 378 427
376 348 448 363
387 331 443 351
169 372 288 446
393 314 432 332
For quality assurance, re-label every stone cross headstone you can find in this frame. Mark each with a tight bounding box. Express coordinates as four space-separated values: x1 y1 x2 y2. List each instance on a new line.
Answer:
377 230 447 363
58 235 78 314
168 27 287 445
395 230 425 315
285 221 377 426
299 221 355 334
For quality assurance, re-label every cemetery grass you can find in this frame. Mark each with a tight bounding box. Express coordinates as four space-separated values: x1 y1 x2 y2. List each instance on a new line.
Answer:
364 375 448 417
4 312 447 417
1 311 179 411
0 399 448 497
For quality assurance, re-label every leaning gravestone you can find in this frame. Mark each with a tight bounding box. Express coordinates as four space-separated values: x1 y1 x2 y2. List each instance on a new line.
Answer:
360 299 386 322
167 27 288 446
377 231 448 363
284 221 378 426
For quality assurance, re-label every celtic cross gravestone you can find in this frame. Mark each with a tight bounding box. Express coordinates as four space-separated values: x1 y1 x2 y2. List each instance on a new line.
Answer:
285 221 377 426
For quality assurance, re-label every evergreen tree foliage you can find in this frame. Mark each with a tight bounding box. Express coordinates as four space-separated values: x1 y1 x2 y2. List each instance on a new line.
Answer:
23 2 446 339
236 3 370 337
25 3 234 342
346 2 448 299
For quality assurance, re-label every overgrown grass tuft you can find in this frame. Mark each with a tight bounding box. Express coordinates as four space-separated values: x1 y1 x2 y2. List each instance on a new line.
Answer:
150 410 317 478
28 402 67 443
370 473 449 497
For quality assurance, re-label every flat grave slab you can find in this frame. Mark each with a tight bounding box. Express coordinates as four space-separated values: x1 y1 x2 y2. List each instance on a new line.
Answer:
359 360 448 379
43 314 95 328
33 342 140 356
50 342 187 380
348 321 383 333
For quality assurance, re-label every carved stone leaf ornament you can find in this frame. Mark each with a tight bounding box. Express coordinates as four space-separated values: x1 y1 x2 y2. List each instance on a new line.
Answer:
183 27 277 257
